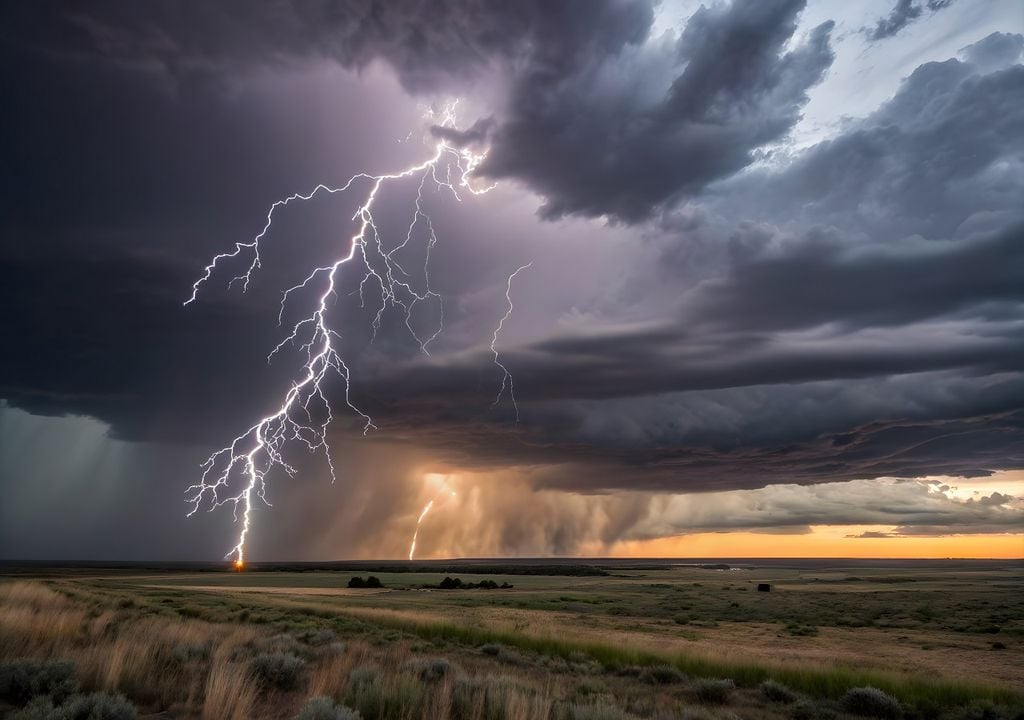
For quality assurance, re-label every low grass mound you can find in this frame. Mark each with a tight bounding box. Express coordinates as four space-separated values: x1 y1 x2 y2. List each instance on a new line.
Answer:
297 696 362 720
251 651 305 691
692 678 736 704
842 686 902 719
639 665 686 685
0 660 77 706
10 691 137 720
762 679 799 703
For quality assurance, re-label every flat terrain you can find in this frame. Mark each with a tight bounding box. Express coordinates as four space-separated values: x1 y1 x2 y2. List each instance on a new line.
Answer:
1 559 1021 719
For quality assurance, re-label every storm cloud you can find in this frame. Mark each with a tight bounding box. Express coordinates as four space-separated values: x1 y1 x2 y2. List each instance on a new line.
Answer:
0 2 1022 559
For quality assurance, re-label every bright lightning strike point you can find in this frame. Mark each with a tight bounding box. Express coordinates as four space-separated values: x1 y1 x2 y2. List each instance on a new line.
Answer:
183 103 521 566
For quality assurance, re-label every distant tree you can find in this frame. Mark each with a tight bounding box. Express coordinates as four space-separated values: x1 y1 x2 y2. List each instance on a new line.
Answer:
365 576 383 588
439 577 463 589
347 577 365 589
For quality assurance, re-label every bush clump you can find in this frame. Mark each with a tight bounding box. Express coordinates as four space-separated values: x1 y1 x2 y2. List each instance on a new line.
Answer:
431 577 512 590
298 629 337 646
762 679 799 703
251 651 305 691
692 678 736 704
344 666 382 718
402 657 453 682
0 660 78 705
11 692 138 720
297 696 362 720
639 665 686 685
60 692 137 720
347 576 383 589
791 699 837 720
842 687 902 719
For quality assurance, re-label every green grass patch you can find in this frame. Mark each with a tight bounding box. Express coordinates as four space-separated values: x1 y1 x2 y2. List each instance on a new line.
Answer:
317 606 1021 712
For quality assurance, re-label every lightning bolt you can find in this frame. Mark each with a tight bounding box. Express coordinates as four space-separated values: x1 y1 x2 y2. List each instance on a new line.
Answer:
183 102 515 567
408 476 457 561
491 263 532 422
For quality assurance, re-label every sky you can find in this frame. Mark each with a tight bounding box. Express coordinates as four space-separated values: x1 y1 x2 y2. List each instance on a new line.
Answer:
1 0 1022 562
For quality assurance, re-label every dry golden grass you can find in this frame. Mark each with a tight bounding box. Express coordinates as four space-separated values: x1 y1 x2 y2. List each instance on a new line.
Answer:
202 657 260 720
0 581 266 716
0 582 85 657
3 576 1020 720
308 647 358 700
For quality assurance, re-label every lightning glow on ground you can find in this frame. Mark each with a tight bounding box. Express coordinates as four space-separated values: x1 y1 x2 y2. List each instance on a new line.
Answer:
183 104 519 566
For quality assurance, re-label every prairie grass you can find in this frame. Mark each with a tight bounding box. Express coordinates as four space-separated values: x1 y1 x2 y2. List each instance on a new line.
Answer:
2 575 1022 720
303 603 1022 709
202 657 260 720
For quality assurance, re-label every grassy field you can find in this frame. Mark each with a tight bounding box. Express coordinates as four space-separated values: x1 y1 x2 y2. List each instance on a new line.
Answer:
1 560 1021 719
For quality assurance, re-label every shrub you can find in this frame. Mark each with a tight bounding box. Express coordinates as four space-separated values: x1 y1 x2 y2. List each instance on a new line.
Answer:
344 665 382 718
63 692 137 720
35 692 137 720
347 666 380 689
299 629 337 646
953 700 1012 720
842 687 902 719
297 696 362 720
402 657 453 682
639 665 686 685
0 659 77 705
692 678 735 704
9 697 58 720
251 652 305 691
762 680 798 703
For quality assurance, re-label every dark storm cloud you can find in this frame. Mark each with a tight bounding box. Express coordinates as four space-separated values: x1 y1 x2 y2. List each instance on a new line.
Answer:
688 220 1024 333
865 0 954 42
1 3 1023 560
1 0 652 93
2 0 833 224
344 37 1024 491
359 369 1024 492
479 0 835 221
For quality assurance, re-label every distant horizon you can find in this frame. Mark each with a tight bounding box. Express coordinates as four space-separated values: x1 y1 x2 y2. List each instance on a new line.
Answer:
3 556 1021 566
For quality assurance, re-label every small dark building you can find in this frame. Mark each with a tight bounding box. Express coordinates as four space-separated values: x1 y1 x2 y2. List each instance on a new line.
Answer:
757 583 772 592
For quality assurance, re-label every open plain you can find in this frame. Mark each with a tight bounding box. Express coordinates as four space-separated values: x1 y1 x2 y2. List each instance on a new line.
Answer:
1 559 1020 719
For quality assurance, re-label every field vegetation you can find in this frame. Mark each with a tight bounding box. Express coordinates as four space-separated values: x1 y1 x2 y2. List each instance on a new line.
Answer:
1 561 1020 719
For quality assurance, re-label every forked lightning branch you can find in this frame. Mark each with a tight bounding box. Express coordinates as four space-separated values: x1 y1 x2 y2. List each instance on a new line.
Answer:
183 104 529 566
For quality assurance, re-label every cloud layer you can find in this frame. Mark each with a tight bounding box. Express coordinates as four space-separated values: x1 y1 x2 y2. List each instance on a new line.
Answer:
0 2 1021 557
